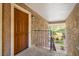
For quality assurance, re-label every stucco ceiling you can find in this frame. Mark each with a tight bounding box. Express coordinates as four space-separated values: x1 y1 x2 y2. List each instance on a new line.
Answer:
26 3 76 22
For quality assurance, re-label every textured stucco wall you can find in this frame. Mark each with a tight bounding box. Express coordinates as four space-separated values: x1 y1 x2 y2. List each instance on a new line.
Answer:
2 3 11 56
66 4 79 56
31 16 49 48
0 3 2 56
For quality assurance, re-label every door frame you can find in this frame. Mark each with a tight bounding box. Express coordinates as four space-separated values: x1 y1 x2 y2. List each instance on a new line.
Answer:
11 4 31 56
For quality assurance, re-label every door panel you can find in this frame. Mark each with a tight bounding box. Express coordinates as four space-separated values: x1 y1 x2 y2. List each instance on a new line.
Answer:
14 8 28 55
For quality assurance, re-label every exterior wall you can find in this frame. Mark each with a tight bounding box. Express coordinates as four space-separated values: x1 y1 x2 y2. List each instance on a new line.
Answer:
31 16 49 48
0 3 2 56
66 4 79 56
2 3 11 56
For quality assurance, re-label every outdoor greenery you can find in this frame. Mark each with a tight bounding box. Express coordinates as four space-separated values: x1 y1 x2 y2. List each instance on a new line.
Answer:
49 23 65 50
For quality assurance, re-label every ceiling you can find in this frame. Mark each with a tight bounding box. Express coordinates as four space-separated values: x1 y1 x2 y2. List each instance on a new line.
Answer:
26 3 76 22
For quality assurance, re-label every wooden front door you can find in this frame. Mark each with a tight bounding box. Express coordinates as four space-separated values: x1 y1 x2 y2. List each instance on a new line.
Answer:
14 8 28 55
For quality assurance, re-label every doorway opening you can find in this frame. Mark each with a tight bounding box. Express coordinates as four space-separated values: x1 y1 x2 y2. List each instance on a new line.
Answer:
48 23 66 53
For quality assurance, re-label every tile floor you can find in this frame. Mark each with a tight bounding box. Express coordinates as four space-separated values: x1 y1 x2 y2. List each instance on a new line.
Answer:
16 46 67 56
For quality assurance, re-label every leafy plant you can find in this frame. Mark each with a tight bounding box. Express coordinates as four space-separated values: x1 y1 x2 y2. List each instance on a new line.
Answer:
60 46 64 50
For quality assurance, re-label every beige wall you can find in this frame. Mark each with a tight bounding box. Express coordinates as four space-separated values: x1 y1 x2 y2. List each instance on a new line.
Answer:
31 16 49 48
2 4 11 56
66 4 79 56
0 3 2 56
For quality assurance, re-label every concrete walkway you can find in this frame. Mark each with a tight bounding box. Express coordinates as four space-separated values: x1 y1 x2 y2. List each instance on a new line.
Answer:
16 46 67 56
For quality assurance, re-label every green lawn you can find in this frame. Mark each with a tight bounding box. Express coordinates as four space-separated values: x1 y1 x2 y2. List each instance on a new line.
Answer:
55 40 64 45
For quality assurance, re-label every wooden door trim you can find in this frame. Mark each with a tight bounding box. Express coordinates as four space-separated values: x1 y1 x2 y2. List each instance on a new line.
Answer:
11 4 31 56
